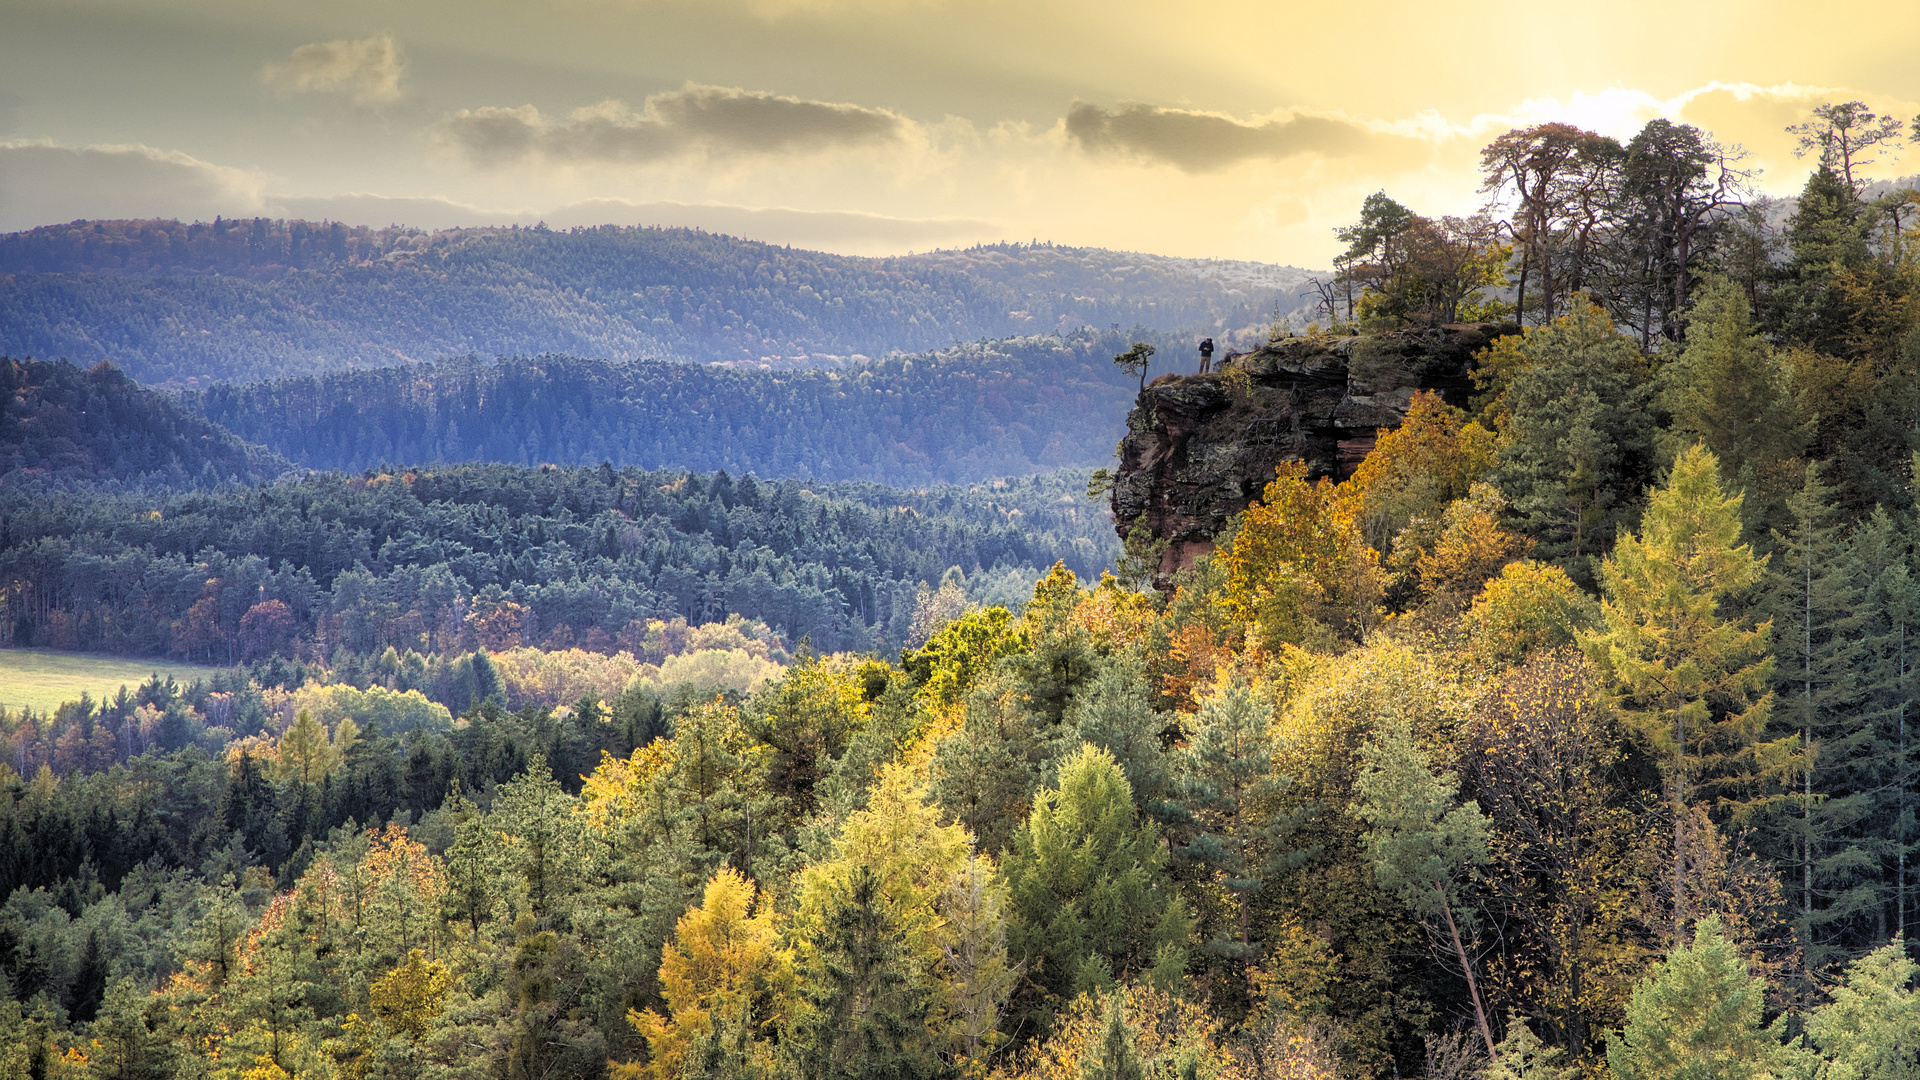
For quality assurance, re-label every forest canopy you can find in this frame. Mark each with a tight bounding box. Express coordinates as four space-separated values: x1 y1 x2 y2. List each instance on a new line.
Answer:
179 331 1158 485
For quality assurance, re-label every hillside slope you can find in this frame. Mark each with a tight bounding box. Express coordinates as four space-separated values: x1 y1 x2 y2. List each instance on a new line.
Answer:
0 358 282 487
0 218 1323 384
184 330 1167 485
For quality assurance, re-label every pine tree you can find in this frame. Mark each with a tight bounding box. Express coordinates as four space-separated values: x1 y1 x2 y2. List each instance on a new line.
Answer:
1492 299 1655 583
1584 445 1790 939
90 977 171 1080
1606 917 1780 1080
440 783 495 945
1764 462 1869 967
1354 712 1497 1056
1173 679 1310 985
493 752 593 920
1069 661 1176 828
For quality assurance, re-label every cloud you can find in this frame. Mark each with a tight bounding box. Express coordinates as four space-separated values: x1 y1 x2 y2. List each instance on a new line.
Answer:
1065 102 1426 172
0 141 267 231
438 84 909 167
261 37 405 105
273 193 527 230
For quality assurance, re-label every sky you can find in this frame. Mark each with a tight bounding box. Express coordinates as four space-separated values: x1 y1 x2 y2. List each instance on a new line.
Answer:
4 0 1920 265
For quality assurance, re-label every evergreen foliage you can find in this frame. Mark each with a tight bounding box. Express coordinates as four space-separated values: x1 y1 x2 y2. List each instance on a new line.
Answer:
14 131 1920 1080
1490 300 1654 583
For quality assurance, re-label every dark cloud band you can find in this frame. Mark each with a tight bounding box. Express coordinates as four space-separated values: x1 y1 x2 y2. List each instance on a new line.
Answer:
441 85 907 167
1066 102 1399 172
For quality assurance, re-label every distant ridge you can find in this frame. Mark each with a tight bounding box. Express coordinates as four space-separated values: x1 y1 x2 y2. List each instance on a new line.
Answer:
0 218 1324 386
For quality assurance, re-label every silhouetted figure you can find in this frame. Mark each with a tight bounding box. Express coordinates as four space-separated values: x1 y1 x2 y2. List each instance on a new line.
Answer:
1198 337 1215 374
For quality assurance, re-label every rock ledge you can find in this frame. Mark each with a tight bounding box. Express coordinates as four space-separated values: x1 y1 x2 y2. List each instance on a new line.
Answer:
1109 324 1511 582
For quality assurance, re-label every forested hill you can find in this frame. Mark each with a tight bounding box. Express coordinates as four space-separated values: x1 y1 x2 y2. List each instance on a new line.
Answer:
0 462 1115 660
0 357 283 487
0 218 1320 385
183 331 1158 485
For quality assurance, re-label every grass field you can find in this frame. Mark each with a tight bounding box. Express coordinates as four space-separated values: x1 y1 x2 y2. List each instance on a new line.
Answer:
0 649 227 713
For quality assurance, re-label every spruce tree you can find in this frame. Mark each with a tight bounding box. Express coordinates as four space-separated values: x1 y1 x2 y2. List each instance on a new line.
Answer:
1081 996 1147 1080
1173 679 1310 984
1774 166 1869 354
1856 506 1920 942
1003 746 1190 1019
786 865 936 1080
1656 279 1810 538
1764 461 1869 968
66 929 107 1025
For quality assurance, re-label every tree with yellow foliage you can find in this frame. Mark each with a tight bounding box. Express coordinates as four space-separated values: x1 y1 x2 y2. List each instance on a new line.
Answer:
1215 463 1381 651
621 867 794 1080
1345 391 1498 554
793 761 1015 1063
1463 561 1599 669
367 950 452 1042
1584 444 1793 940
272 710 356 786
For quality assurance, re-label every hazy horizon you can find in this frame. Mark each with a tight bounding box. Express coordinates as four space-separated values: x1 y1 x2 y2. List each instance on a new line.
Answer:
6 0 1919 263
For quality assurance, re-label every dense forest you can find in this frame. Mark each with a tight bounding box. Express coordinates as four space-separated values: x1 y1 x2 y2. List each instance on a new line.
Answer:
0 221 1318 385
181 332 1161 484
0 460 1114 659
13 103 1920 1080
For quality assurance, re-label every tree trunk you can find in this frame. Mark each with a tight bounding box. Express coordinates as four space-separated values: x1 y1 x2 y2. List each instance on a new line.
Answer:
1671 691 1691 946
1436 883 1496 1058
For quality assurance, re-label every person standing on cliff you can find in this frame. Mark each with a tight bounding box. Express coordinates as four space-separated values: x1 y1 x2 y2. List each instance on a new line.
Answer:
1198 337 1215 374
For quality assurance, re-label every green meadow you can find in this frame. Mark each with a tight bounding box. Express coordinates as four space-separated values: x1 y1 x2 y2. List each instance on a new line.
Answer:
0 648 225 713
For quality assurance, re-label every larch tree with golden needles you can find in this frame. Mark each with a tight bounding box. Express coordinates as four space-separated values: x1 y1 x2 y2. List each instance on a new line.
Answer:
1583 444 1792 940
621 867 794 1080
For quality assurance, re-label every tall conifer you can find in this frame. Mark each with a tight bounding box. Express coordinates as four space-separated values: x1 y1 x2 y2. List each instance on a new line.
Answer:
1584 445 1790 938
1764 462 1868 968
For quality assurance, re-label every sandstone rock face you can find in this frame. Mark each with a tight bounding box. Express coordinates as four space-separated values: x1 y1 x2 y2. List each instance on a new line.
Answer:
1109 324 1510 582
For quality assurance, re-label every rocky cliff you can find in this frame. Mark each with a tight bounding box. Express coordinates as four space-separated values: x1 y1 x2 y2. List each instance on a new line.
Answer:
1109 324 1511 582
